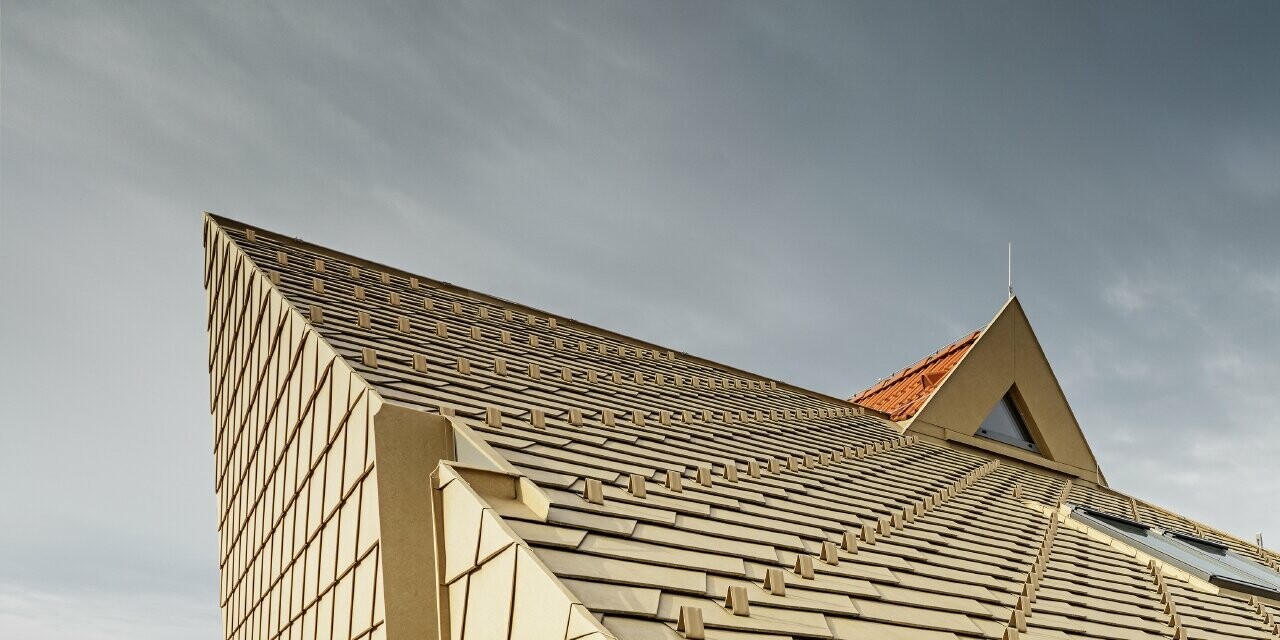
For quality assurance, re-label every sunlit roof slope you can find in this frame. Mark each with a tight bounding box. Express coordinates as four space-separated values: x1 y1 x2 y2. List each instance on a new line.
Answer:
204 214 1280 640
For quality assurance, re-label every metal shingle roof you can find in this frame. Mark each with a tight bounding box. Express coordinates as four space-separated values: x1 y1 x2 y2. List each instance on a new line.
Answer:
209 215 1280 640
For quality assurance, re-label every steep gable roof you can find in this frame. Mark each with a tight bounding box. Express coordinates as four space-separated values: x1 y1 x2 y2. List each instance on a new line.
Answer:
204 214 1280 640
851 330 981 421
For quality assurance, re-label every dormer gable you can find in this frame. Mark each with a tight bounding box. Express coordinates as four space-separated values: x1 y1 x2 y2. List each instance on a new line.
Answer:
852 297 1104 483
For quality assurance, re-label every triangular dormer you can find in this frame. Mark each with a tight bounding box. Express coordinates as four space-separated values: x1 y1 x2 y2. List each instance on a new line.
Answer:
852 297 1104 484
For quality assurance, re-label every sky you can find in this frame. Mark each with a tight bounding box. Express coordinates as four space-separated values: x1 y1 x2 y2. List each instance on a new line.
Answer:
1 1 1278 637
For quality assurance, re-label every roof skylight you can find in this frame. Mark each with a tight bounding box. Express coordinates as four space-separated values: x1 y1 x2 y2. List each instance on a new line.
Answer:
1073 507 1280 599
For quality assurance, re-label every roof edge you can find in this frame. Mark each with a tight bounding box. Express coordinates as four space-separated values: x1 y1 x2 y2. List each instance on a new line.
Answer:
1000 297 1105 480
204 211 862 410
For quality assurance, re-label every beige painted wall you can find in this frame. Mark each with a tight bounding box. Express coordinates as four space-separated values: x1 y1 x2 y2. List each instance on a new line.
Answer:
908 298 1102 481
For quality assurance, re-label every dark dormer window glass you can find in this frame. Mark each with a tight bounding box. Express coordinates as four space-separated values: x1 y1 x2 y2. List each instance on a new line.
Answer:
1073 507 1280 599
977 392 1038 452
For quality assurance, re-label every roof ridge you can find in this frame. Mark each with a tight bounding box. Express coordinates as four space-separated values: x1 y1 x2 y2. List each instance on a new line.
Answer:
205 212 860 410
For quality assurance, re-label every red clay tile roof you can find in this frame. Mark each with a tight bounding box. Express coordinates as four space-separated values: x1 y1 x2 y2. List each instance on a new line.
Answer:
850 329 982 421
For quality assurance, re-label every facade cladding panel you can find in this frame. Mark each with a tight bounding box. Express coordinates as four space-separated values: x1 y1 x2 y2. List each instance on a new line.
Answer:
205 224 385 640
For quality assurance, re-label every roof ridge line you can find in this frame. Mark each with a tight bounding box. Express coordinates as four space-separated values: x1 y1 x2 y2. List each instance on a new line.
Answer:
205 212 859 410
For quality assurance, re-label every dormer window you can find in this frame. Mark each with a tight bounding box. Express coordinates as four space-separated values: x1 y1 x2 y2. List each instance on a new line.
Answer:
977 391 1038 452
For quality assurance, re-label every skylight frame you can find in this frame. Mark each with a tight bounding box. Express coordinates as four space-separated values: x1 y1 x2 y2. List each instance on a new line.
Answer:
1072 506 1280 599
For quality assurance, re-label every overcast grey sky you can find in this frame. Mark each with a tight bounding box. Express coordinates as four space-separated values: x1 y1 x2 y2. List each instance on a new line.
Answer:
2 1 1278 637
